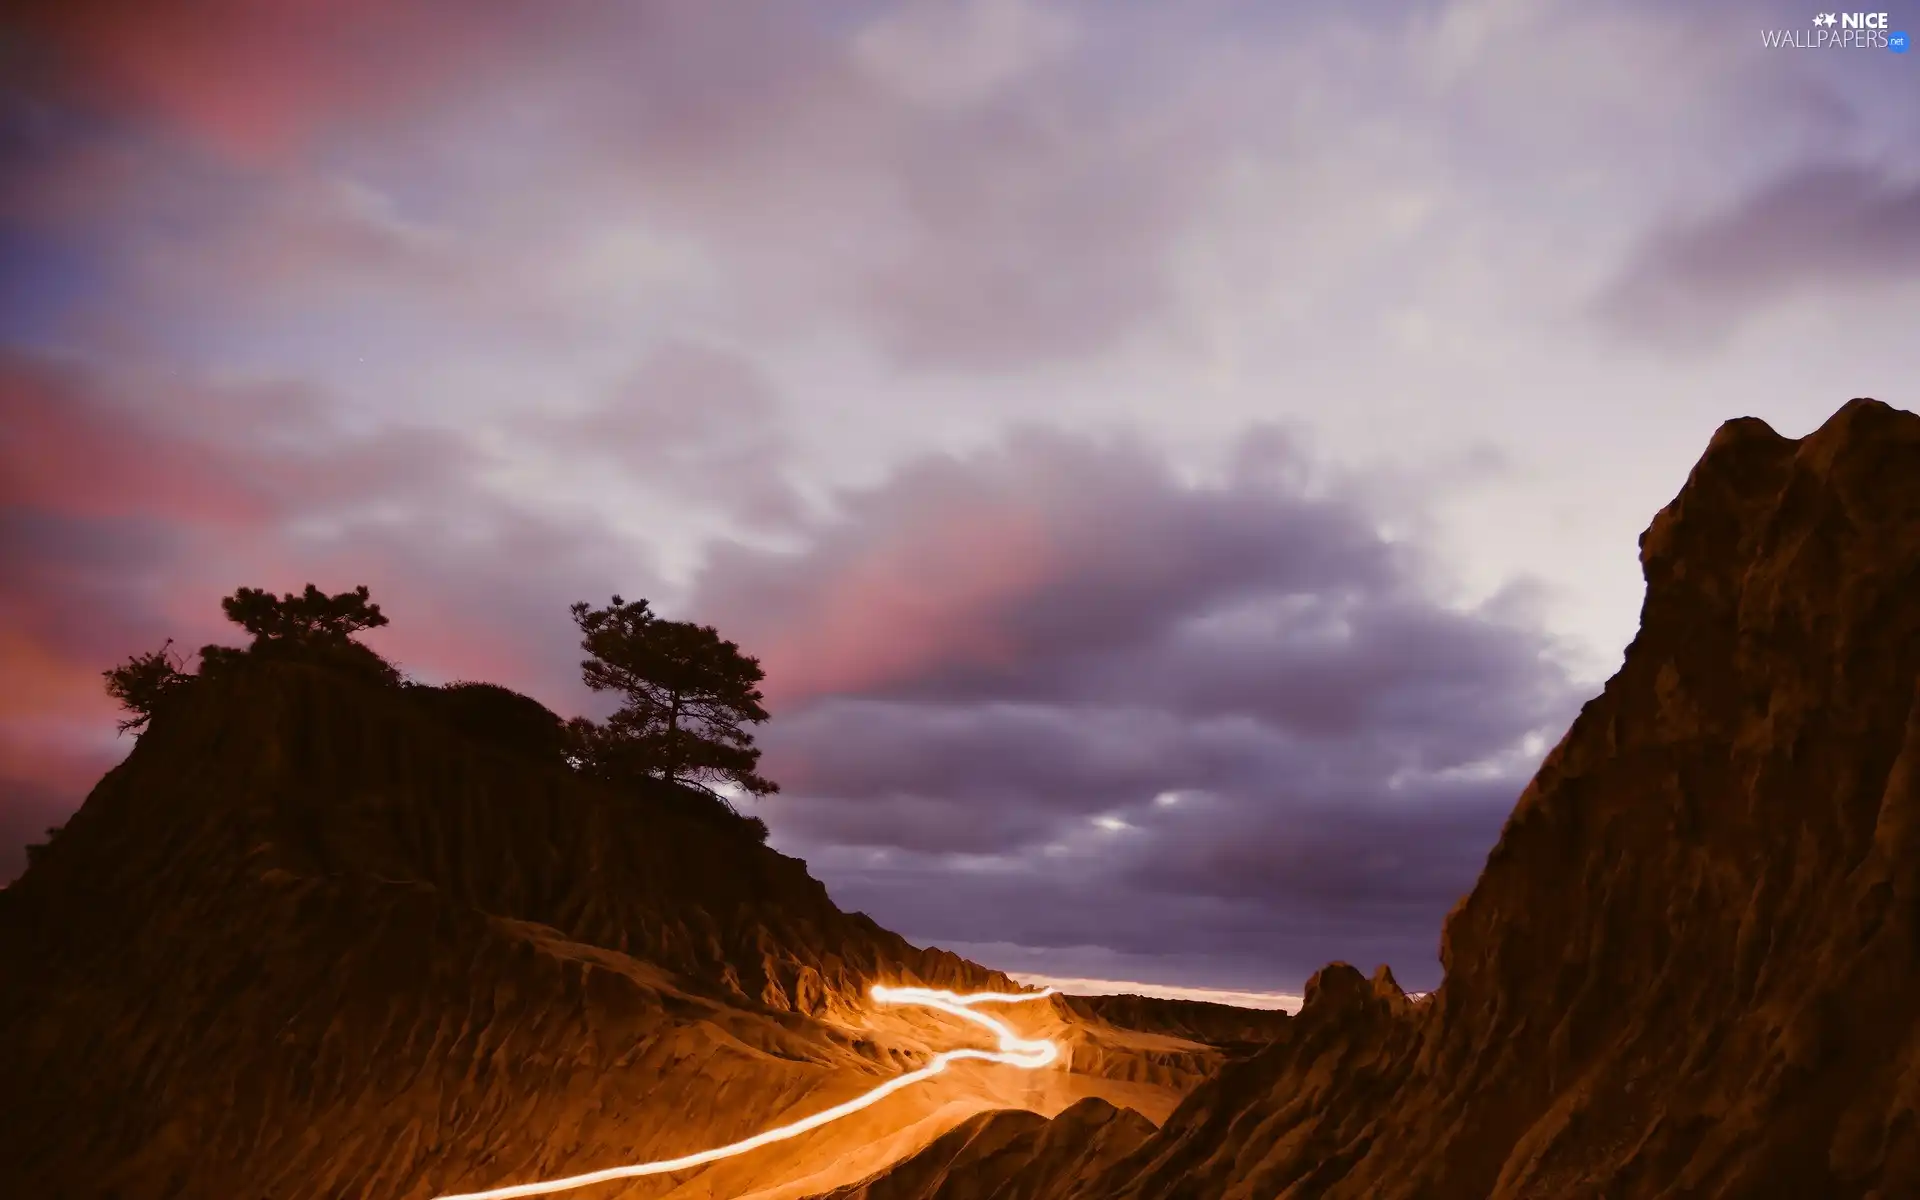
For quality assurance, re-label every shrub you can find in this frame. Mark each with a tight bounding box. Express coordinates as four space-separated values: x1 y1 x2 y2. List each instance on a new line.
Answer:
410 681 568 767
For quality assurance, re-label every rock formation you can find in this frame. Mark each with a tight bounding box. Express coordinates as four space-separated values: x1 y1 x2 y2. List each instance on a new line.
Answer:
825 397 1920 1199
0 662 1255 1199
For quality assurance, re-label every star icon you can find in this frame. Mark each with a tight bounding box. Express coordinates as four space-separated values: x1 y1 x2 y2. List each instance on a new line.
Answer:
1814 12 1837 26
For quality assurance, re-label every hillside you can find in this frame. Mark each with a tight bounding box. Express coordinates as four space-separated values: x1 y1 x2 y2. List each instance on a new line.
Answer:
0 662 1259 1199
1059 994 1295 1058
826 396 1920 1199
813 1098 1158 1200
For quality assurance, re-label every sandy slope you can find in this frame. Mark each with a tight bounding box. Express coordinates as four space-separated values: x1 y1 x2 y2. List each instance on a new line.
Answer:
638 996 1228 1200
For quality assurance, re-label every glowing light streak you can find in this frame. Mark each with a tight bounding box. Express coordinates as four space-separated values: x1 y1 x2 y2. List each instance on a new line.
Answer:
433 984 1060 1200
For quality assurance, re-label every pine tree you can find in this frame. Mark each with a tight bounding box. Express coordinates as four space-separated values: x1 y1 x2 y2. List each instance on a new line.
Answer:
570 596 779 800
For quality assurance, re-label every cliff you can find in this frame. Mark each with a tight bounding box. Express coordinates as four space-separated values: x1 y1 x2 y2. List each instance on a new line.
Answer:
0 655 1275 1199
829 396 1920 1199
0 662 1019 1198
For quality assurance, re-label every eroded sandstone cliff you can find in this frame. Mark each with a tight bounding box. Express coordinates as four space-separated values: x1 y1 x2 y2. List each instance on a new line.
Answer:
0 663 1252 1199
829 397 1920 1199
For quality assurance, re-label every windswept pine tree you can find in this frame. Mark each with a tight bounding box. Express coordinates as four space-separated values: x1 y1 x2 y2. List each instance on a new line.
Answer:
567 595 780 804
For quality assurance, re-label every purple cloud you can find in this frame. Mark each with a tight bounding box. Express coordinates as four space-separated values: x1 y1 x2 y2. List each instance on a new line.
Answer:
693 428 1583 990
1598 163 1920 347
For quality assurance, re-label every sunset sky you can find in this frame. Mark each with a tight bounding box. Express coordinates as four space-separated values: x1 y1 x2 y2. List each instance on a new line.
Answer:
3 0 1916 998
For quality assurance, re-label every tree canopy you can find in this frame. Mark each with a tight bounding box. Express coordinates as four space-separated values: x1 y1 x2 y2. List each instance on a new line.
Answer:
96 583 777 841
199 584 399 685
104 584 400 732
101 639 191 733
570 595 779 801
220 584 388 644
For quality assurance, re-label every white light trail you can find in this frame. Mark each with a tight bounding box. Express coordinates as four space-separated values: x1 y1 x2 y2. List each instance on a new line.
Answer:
433 984 1060 1200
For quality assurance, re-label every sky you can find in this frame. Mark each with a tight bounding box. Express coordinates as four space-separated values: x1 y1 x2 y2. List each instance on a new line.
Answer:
2 0 1916 1000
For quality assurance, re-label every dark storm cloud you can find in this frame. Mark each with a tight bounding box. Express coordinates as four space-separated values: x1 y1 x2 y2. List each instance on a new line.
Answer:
1598 163 1920 347
699 429 1584 990
800 774 1526 989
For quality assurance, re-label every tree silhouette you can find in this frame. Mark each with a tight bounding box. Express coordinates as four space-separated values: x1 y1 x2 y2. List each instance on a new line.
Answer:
570 596 779 801
220 584 388 643
103 585 401 736
102 639 192 733
200 584 399 685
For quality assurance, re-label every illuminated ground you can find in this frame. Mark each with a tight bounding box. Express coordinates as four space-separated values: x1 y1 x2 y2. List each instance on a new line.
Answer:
435 985 1213 1200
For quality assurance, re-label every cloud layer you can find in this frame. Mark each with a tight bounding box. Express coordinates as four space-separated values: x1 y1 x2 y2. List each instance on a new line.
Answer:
703 430 1580 988
4 0 1914 991
1600 163 1920 346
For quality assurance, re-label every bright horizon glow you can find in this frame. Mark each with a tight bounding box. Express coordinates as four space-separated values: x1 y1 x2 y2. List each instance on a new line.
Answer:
1009 972 1302 1013
431 985 1060 1200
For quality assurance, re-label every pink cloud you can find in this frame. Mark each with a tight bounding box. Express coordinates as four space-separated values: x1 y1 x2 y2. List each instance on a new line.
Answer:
0 629 120 728
0 351 630 875
694 429 1382 713
697 447 1096 707
16 0 568 159
742 502 1061 707
0 358 271 525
